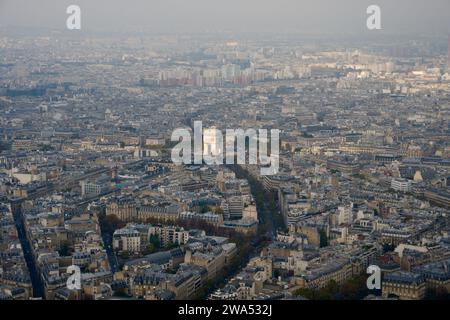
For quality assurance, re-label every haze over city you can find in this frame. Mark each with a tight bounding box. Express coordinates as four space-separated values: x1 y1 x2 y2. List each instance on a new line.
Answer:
0 0 449 35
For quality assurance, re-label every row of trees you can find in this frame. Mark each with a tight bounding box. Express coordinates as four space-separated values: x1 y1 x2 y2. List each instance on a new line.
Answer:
100 214 126 237
192 234 254 299
425 287 450 300
230 164 286 234
144 216 240 239
293 275 372 300
294 277 450 300
179 165 284 298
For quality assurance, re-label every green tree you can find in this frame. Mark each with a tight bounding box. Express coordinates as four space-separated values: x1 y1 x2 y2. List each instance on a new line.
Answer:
294 276 369 300
339 275 368 300
214 206 224 215
102 214 125 236
425 286 450 300
58 241 70 256
382 243 395 253
142 243 156 255
149 234 161 250
164 241 178 250
319 229 328 247
119 251 130 260
38 144 55 151
293 288 317 299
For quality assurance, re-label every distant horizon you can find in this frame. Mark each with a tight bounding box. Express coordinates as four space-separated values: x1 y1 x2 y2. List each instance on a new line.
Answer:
0 0 449 36
0 25 449 42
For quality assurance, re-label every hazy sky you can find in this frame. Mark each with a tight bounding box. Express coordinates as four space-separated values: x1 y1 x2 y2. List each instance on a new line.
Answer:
0 0 449 35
